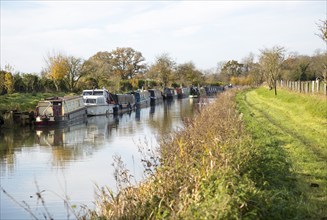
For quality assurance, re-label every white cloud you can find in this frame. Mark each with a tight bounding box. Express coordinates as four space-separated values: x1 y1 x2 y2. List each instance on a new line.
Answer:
1 1 325 73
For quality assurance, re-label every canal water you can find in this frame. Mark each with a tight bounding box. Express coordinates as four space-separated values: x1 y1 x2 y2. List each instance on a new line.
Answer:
0 98 204 219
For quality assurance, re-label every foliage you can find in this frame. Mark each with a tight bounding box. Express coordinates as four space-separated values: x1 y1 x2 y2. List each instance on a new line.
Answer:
4 72 14 94
147 53 176 87
110 47 147 80
45 52 69 91
175 62 204 86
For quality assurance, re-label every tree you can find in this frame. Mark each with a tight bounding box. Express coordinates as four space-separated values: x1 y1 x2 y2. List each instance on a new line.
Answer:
259 46 285 95
45 53 69 91
45 52 85 92
0 71 6 94
147 53 176 88
220 60 244 83
4 72 14 94
176 62 204 86
315 19 327 83
65 56 85 92
316 19 327 44
83 51 113 89
109 47 146 80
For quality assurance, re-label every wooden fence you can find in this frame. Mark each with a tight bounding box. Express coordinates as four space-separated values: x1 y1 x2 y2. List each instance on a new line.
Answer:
277 80 327 95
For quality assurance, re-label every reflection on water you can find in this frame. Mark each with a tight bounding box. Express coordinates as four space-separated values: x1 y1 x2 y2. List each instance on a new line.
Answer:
0 98 203 219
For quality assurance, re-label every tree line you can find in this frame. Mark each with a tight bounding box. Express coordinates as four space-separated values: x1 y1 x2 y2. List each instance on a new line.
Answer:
1 20 326 95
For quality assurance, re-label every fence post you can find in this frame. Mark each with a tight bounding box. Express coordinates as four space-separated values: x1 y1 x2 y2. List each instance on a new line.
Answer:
317 79 320 93
312 81 315 94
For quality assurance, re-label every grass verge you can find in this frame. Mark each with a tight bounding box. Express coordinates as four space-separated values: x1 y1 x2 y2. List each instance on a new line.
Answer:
0 92 67 112
236 87 327 219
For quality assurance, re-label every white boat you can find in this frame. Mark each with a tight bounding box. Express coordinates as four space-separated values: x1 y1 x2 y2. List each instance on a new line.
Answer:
82 88 115 116
35 96 87 127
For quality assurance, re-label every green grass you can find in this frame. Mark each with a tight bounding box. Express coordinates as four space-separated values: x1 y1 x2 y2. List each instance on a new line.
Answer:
236 87 327 219
0 92 66 112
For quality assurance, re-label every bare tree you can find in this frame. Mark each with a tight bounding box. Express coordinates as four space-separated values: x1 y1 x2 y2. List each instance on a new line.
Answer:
259 46 285 95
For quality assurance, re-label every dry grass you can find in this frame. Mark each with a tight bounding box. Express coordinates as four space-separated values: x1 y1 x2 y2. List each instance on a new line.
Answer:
89 90 259 219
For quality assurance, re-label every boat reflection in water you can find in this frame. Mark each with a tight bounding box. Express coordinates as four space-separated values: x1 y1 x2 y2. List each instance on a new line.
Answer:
35 115 118 166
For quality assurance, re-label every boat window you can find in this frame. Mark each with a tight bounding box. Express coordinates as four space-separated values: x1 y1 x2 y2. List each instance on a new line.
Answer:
85 98 96 104
83 91 92 96
93 91 103 95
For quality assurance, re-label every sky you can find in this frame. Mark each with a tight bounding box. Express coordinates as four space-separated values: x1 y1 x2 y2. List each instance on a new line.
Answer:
0 0 326 74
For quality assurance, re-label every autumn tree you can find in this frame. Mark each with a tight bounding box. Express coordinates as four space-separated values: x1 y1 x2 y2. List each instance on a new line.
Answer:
45 53 69 91
45 52 85 92
83 51 114 89
109 47 146 80
259 46 285 95
4 72 14 94
219 60 244 83
176 62 204 86
0 71 6 94
147 53 176 88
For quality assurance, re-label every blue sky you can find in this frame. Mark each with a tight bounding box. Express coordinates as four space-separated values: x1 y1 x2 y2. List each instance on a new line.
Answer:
1 1 326 73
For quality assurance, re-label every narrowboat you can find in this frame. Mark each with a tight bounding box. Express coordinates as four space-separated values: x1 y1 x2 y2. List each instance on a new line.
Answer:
111 93 136 114
82 88 115 116
162 88 175 100
148 89 163 105
176 87 190 99
189 86 200 98
35 96 87 127
133 89 151 108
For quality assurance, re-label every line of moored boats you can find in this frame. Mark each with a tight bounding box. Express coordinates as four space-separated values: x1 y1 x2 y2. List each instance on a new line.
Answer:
34 85 224 127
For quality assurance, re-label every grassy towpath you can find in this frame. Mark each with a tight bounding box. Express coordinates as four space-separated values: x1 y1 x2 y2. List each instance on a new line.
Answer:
237 87 327 219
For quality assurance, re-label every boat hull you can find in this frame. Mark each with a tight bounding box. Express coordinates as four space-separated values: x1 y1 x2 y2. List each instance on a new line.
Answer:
35 108 87 127
85 104 114 116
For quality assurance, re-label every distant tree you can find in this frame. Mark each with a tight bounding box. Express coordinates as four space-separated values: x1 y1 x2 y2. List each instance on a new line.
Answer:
176 62 204 86
109 47 146 80
45 52 85 92
259 46 285 95
4 72 14 94
22 73 40 92
0 71 6 94
147 53 176 88
83 51 113 88
13 73 25 92
311 51 327 83
316 19 327 44
45 53 69 91
220 60 244 83
65 56 85 92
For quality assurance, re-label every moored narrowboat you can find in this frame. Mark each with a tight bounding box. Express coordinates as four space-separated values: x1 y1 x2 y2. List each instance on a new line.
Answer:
133 89 150 108
35 96 87 127
148 89 163 105
162 88 175 100
176 87 190 99
111 93 136 114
